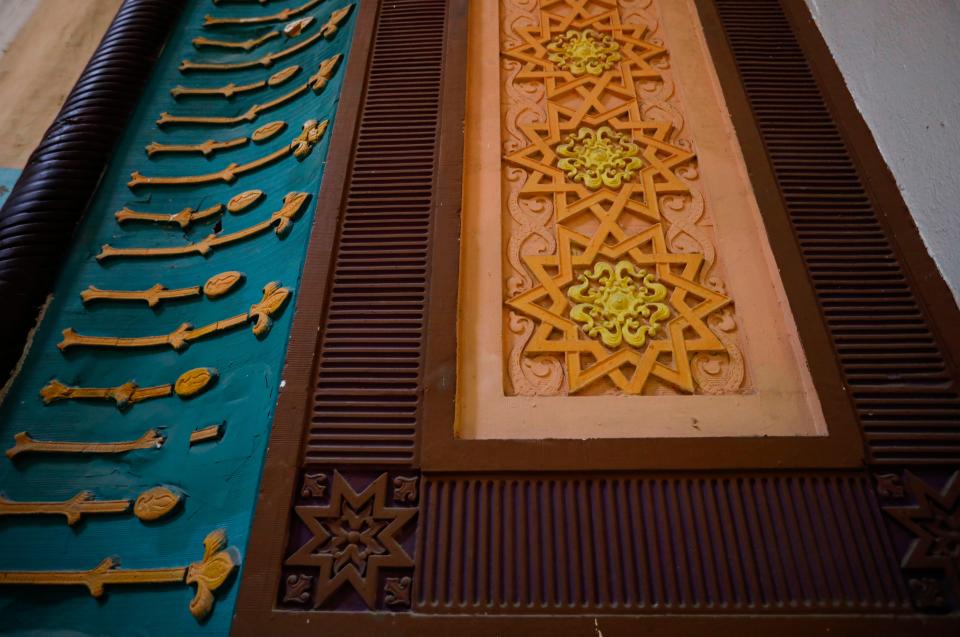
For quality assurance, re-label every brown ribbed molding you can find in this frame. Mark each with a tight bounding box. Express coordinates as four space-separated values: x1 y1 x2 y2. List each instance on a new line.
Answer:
0 0 187 384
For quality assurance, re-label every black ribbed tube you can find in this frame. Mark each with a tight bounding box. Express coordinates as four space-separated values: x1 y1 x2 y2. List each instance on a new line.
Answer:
0 0 187 383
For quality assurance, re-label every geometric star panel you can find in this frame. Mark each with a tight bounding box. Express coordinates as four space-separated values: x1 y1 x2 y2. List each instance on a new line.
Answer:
502 0 747 396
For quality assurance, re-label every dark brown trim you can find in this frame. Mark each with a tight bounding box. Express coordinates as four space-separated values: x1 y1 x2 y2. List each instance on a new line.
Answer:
0 0 187 385
418 0 468 470
232 0 382 627
229 610 958 636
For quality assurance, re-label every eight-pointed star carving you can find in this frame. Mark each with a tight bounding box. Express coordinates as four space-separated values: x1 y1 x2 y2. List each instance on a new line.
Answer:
286 471 416 608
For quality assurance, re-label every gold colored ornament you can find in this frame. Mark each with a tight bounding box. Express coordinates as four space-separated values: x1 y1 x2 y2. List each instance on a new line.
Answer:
6 429 165 460
555 126 643 190
98 192 309 260
546 28 622 76
567 260 670 349
39 367 217 409
174 368 219 397
81 282 200 306
127 120 325 188
182 5 352 73
252 120 285 143
204 0 321 26
189 423 224 446
160 55 340 127
0 528 239 621
40 379 172 409
170 65 299 100
133 486 182 521
81 271 241 306
291 118 328 158
309 53 342 91
115 203 224 229
192 30 279 52
172 79 265 100
507 226 730 395
146 137 248 158
203 271 245 297
283 16 314 37
0 491 129 525
268 65 300 86
58 281 291 351
227 189 263 212
320 5 353 37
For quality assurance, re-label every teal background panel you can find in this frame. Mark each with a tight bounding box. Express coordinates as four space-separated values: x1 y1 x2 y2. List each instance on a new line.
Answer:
0 0 358 634
0 167 20 209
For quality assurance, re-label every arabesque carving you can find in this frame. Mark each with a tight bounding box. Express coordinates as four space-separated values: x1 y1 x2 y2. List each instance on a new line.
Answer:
501 0 746 395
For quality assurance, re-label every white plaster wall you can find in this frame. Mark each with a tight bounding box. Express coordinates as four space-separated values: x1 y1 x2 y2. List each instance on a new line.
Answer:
805 0 960 305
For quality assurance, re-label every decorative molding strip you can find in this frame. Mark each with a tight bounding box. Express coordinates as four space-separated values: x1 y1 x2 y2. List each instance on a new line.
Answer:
415 474 908 611
300 0 446 467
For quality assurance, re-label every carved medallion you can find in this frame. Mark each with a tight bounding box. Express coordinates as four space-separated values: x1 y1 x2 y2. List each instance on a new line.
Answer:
286 472 416 608
556 126 643 190
546 28 622 76
567 259 670 349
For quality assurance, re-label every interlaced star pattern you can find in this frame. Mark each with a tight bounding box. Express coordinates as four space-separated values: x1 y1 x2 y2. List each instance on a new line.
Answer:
502 0 733 394
507 225 728 393
286 472 415 608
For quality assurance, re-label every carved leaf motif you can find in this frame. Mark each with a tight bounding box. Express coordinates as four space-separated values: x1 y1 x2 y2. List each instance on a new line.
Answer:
174 368 218 397
284 573 314 603
301 473 328 498
252 122 285 143
203 271 244 298
283 16 314 38
185 529 240 620
249 282 291 336
392 476 419 503
384 575 412 607
227 190 263 213
268 65 300 87
134 486 182 521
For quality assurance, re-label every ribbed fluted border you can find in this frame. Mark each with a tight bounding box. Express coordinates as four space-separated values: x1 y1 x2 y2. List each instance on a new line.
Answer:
0 0 187 383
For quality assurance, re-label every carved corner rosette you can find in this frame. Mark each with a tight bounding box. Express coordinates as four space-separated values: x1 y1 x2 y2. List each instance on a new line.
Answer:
283 471 419 610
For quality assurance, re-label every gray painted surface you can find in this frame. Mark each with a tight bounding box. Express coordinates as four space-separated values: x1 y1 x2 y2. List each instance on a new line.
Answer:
806 0 960 304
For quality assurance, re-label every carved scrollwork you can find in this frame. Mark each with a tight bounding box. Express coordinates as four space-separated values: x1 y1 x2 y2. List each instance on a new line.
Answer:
499 0 746 396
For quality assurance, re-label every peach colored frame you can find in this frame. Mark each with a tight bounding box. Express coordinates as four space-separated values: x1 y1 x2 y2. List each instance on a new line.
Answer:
456 0 827 440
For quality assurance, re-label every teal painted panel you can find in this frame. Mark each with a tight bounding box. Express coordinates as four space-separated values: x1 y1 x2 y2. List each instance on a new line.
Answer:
0 167 20 208
0 1 358 634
